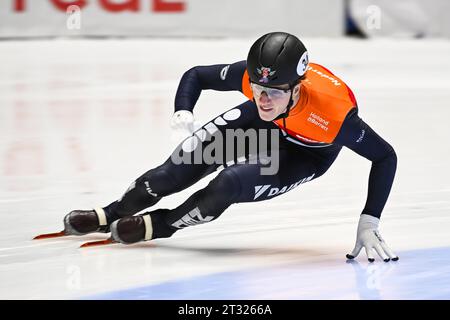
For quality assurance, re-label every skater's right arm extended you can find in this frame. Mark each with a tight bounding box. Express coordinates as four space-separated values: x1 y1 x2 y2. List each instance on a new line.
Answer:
174 60 247 113
171 61 246 138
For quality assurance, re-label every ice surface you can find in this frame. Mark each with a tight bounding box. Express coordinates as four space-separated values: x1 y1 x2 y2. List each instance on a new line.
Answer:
0 37 449 299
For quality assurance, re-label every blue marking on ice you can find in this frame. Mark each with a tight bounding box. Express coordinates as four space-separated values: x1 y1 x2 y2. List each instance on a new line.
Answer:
84 246 450 300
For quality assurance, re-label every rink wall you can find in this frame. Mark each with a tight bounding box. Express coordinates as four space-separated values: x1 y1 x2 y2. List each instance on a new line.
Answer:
348 0 450 38
0 0 344 38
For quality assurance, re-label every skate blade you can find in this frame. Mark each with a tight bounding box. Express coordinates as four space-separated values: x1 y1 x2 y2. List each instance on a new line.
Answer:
80 238 115 248
33 231 66 240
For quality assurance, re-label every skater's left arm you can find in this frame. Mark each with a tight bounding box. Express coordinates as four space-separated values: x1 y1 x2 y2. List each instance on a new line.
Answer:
334 108 399 262
334 108 397 219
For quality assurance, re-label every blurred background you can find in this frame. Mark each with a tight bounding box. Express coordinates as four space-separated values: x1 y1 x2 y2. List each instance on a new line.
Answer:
1 0 450 300
1 0 450 38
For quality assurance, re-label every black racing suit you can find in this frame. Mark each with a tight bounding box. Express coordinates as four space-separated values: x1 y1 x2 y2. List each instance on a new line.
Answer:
103 61 397 240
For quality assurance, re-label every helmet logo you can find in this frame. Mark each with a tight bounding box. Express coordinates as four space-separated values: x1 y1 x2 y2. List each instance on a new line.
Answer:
296 51 309 76
257 67 276 83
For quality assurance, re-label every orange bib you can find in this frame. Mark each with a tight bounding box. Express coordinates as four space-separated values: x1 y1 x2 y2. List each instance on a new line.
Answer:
241 63 356 144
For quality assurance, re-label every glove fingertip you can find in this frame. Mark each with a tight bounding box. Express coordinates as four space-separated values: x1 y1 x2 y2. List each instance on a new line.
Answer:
368 258 375 263
392 256 399 261
384 258 390 262
346 254 355 260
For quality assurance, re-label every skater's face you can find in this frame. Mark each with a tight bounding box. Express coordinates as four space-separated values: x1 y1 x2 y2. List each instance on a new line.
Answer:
251 82 301 121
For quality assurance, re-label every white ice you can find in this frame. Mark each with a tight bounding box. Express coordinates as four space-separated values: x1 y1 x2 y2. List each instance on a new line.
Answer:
0 37 450 299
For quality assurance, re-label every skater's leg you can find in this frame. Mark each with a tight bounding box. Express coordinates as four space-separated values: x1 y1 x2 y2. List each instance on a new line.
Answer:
110 168 242 243
65 101 276 236
103 100 269 223
102 159 215 224
111 144 342 243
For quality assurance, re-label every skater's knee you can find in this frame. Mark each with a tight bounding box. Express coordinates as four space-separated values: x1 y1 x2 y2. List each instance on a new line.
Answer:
112 169 173 217
139 167 179 196
207 168 242 203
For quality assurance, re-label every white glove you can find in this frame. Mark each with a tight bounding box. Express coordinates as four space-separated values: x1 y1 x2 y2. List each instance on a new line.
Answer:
170 110 195 142
346 214 399 263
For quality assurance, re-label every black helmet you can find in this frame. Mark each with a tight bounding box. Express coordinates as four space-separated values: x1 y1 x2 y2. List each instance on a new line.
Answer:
247 32 309 87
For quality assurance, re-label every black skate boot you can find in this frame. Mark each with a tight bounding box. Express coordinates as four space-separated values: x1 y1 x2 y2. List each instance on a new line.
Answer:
110 215 149 244
110 209 176 244
64 207 110 236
